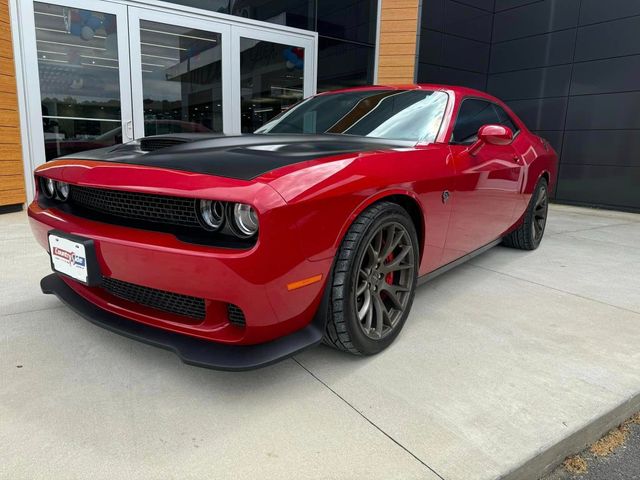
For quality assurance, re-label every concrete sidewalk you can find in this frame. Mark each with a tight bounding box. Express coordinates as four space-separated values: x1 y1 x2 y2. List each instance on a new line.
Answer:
1 204 640 480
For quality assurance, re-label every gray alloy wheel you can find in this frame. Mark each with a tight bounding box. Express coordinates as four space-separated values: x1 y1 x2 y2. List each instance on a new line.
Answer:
531 184 549 244
503 178 549 250
353 221 415 340
323 201 419 355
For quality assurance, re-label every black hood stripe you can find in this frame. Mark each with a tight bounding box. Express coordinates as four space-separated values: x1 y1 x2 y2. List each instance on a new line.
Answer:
56 134 412 180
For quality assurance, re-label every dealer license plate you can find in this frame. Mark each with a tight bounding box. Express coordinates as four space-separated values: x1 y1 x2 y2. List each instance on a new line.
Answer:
49 233 91 284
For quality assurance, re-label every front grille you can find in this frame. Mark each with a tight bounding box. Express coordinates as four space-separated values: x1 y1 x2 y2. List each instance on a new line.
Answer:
140 137 189 152
227 304 246 327
102 277 206 321
69 185 200 228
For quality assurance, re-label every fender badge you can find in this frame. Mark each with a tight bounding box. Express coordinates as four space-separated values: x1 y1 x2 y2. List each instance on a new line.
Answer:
442 190 450 204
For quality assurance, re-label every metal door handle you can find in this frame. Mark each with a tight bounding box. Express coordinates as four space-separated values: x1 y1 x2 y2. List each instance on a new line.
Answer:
125 120 133 141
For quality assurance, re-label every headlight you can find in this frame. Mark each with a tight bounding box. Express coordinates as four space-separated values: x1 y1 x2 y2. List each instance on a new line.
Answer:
197 199 225 231
55 181 70 201
229 203 259 238
40 177 55 199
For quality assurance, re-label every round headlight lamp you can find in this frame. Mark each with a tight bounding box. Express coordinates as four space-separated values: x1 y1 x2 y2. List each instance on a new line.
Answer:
197 199 225 231
40 177 55 199
55 181 70 201
230 203 259 238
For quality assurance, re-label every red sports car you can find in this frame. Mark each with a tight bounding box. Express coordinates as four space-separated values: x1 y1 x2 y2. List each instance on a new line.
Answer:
29 85 558 370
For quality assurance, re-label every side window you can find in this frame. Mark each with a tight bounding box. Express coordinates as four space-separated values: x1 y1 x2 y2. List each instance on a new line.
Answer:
493 103 520 135
451 99 501 145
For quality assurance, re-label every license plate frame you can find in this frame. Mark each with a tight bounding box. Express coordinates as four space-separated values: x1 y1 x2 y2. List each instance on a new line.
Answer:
48 230 102 287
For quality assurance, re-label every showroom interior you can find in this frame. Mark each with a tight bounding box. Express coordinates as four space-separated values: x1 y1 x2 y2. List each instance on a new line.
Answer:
0 0 639 212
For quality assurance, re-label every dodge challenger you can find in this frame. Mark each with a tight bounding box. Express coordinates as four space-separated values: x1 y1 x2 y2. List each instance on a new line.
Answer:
28 85 558 370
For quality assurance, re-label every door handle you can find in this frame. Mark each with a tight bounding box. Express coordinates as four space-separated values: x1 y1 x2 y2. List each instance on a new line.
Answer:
125 120 133 141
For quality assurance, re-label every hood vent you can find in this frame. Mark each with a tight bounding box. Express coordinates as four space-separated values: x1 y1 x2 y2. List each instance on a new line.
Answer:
140 137 190 152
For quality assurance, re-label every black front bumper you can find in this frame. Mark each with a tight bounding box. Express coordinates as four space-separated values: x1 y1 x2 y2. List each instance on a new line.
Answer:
41 274 323 371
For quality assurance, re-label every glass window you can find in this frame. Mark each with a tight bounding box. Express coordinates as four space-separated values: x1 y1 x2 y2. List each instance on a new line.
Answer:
493 103 520 134
139 20 221 136
239 37 305 133
317 37 375 92
451 99 502 145
317 0 377 44
34 3 124 160
164 0 315 31
256 89 449 143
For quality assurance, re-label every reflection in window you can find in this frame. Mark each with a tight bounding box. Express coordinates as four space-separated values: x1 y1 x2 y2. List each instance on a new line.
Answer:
317 0 377 44
139 20 220 135
240 38 304 132
34 2 122 160
165 0 315 31
257 90 449 143
317 37 375 92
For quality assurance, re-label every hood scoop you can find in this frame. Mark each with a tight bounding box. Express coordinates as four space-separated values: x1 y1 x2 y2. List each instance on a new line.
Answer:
139 136 190 152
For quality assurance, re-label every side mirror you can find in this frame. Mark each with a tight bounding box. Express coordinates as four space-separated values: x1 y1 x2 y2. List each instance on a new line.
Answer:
467 124 514 156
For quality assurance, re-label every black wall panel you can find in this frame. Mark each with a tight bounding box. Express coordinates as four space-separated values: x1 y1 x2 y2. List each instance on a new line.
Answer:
574 16 640 62
489 29 575 73
579 0 640 24
492 0 579 43
417 0 640 210
487 65 571 100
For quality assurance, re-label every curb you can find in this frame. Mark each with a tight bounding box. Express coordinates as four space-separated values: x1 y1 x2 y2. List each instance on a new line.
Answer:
500 392 640 480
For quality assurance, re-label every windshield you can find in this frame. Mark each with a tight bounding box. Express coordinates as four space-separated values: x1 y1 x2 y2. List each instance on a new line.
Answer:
255 89 449 143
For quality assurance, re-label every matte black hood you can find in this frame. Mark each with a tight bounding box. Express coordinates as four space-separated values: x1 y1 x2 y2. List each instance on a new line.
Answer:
56 134 412 181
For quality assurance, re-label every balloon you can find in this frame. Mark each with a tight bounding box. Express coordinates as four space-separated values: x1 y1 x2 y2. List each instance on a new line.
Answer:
80 25 95 41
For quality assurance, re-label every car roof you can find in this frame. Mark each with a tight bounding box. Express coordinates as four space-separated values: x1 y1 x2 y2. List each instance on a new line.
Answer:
318 84 496 101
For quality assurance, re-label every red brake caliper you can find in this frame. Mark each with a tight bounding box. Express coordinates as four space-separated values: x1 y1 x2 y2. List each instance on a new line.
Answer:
385 253 394 284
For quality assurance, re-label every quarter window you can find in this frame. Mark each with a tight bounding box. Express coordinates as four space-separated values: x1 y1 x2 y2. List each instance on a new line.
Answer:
493 103 520 135
451 99 501 145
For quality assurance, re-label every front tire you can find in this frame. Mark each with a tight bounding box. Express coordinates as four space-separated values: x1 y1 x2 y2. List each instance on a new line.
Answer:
503 178 549 250
323 201 419 355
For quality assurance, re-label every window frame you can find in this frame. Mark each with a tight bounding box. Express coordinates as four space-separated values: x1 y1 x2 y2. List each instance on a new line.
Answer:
449 96 521 146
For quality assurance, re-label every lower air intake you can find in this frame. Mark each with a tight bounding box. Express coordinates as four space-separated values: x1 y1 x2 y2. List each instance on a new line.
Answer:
227 304 246 328
101 277 206 321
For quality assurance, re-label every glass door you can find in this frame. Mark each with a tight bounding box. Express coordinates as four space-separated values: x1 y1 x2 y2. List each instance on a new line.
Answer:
128 8 231 138
232 26 316 133
25 0 133 163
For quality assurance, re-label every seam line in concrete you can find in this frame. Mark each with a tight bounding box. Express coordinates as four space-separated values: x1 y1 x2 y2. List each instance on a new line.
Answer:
292 357 447 480
547 221 639 237
467 263 640 316
0 305 65 319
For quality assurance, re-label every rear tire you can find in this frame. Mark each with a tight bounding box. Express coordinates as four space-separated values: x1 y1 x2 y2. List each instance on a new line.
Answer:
503 178 549 250
323 201 419 355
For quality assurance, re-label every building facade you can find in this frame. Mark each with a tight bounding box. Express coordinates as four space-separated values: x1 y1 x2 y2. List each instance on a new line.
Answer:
1 0 639 212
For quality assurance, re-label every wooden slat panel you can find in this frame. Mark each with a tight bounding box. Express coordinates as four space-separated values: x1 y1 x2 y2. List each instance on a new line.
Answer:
378 65 415 79
0 108 18 126
0 0 10 25
0 189 26 206
379 32 419 45
0 21 11 43
0 125 20 143
381 8 420 21
0 39 13 59
0 1 24 207
378 54 416 67
0 144 22 159
0 70 16 94
0 160 24 175
0 56 14 77
379 43 418 56
380 19 418 33
377 0 419 84
0 174 24 190
0 91 18 110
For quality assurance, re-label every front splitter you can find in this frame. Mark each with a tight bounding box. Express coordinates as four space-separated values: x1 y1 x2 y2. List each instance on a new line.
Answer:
40 274 323 371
